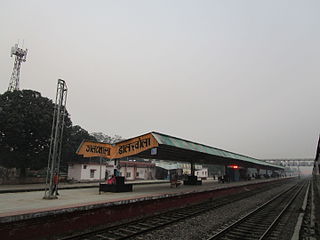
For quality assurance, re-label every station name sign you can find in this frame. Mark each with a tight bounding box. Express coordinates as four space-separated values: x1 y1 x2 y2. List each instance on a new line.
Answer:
76 133 159 159
118 138 151 154
114 134 158 158
86 145 110 155
77 141 112 158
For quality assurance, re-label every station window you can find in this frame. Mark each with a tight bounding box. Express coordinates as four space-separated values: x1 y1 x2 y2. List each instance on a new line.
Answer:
136 172 139 177
90 169 95 178
83 165 87 169
126 172 131 178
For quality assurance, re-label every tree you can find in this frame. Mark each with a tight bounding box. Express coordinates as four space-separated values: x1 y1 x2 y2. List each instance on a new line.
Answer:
0 90 74 176
62 125 96 166
91 132 124 144
0 90 100 177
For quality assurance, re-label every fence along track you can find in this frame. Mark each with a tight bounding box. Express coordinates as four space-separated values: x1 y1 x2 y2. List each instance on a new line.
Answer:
61 180 293 240
207 180 309 240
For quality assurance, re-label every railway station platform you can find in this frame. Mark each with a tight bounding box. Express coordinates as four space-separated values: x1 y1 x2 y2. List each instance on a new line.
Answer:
0 179 170 194
0 177 286 223
0 177 292 240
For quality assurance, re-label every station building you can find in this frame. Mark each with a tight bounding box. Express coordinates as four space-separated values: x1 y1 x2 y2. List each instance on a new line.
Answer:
76 131 284 184
67 160 155 182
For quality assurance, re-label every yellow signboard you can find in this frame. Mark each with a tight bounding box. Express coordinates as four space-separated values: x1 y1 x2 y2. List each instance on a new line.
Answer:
112 133 158 159
77 141 112 158
76 133 158 159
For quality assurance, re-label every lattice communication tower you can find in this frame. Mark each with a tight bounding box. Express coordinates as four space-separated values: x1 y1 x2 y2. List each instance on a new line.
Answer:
8 43 28 91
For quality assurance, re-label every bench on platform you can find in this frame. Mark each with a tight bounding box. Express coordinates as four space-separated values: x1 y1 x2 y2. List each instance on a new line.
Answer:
170 180 181 188
99 183 133 192
183 175 202 185
99 176 133 193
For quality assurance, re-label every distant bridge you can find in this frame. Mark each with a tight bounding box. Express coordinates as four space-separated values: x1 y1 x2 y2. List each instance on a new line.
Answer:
263 159 314 167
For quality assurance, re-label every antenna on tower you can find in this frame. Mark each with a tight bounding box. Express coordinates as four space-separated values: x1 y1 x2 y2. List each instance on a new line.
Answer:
8 42 28 92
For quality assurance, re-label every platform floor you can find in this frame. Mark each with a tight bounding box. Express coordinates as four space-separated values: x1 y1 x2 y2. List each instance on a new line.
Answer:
0 178 281 223
0 180 170 193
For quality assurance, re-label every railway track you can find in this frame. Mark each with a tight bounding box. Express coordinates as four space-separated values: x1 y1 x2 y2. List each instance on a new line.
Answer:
207 179 309 240
297 179 316 239
61 179 295 240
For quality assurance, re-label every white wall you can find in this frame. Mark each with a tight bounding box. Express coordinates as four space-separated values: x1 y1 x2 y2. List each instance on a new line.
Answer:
105 166 115 179
195 168 208 179
120 166 135 180
136 168 145 179
68 164 112 181
68 163 156 181
119 166 155 180
80 164 100 180
67 164 82 181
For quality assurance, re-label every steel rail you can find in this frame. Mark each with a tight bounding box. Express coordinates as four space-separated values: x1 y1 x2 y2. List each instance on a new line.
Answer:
258 180 309 239
207 180 307 240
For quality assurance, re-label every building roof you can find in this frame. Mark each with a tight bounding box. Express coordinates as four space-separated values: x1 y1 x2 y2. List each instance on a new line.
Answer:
77 131 284 171
150 132 282 170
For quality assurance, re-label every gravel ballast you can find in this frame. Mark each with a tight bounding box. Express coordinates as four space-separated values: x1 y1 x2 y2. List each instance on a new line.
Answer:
132 179 301 240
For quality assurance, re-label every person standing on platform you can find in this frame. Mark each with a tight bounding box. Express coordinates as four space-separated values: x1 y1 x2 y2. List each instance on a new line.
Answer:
52 172 59 196
107 175 116 184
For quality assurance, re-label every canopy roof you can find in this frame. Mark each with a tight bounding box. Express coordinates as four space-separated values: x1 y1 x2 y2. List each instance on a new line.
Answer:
77 131 284 171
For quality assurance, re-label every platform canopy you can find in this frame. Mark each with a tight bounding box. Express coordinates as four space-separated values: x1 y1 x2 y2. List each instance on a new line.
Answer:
77 131 284 171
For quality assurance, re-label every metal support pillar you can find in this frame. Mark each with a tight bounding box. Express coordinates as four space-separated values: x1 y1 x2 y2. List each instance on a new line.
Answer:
184 161 202 185
99 157 102 195
255 168 260 179
44 79 67 199
114 159 118 176
191 161 195 176
314 161 320 175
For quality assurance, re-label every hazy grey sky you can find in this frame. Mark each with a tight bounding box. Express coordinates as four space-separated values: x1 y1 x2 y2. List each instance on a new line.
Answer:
1 0 319 159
